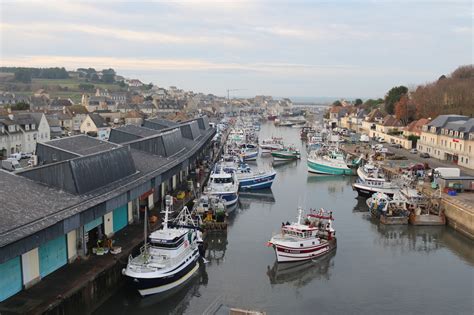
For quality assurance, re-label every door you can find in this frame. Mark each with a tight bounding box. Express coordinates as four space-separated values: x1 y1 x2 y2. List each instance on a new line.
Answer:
39 235 67 278
113 205 128 232
0 256 22 302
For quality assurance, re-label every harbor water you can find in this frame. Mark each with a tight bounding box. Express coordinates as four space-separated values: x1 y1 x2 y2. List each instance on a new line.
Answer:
95 123 474 315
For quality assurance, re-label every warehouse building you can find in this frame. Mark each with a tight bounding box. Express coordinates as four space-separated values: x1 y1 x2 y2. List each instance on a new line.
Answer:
0 116 214 301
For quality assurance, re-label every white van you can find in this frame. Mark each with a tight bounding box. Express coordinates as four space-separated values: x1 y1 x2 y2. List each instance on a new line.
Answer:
2 159 22 171
9 153 22 161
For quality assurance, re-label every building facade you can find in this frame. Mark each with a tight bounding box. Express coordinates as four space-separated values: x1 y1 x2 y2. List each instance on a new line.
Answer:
418 115 474 170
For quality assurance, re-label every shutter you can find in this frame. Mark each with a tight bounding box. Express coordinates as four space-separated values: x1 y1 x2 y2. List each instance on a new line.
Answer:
39 235 67 278
0 256 22 302
113 205 128 232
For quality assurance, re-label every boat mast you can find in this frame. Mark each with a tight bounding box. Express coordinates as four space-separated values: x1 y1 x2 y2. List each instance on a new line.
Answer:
144 206 148 252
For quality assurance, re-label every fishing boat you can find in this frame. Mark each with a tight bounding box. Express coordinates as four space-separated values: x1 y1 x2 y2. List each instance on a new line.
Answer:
366 192 409 224
268 208 336 263
123 198 202 296
206 165 239 207
307 149 353 175
239 143 259 161
352 163 399 197
260 137 284 154
232 163 277 190
271 146 301 161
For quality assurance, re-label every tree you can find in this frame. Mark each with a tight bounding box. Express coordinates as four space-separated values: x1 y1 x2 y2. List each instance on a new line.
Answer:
145 95 153 101
354 98 363 106
101 68 116 83
394 94 416 124
10 101 30 110
363 98 383 111
385 86 408 114
118 80 127 88
332 100 342 106
79 83 95 92
14 69 32 83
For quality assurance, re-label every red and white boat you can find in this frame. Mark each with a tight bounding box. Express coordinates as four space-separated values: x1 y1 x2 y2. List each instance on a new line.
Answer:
260 137 284 154
268 208 336 263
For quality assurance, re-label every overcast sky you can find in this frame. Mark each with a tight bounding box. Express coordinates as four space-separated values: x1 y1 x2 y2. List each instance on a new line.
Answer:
0 0 472 99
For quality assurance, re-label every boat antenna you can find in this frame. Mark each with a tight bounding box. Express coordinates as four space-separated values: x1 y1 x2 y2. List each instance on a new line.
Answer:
144 205 148 253
163 195 173 230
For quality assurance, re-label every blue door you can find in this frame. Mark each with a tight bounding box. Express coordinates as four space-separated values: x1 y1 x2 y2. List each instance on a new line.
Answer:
113 205 128 232
39 235 67 278
0 256 22 302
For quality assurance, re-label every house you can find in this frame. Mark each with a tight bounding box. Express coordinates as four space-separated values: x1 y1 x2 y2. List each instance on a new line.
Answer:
0 117 23 156
110 92 127 104
376 115 403 134
33 89 50 99
29 113 51 143
127 79 143 87
404 118 431 137
49 98 73 110
361 108 385 132
82 95 117 112
80 113 110 140
11 113 39 153
46 115 63 139
418 115 474 169
138 101 156 115
65 105 89 133
124 110 145 125
117 103 138 113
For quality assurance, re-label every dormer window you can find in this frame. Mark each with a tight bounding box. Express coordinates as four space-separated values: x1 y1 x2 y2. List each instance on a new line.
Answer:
449 130 453 136
25 124 29 131
455 131 458 137
460 132 464 138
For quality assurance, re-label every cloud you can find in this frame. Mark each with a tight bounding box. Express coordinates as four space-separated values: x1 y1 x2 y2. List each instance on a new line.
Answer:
0 22 247 46
452 26 472 34
0 55 359 74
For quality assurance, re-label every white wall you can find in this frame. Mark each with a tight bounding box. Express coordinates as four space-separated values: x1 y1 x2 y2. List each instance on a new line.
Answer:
104 212 113 237
148 193 154 209
128 201 133 223
67 230 77 263
21 248 40 288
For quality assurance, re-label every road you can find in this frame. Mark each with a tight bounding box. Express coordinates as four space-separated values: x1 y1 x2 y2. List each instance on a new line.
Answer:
384 143 474 177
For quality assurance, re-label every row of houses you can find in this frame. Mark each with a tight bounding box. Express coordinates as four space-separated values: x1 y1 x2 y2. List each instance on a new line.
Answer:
0 116 215 302
328 104 474 170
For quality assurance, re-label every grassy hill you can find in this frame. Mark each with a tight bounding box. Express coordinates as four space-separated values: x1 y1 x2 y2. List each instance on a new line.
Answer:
0 74 128 104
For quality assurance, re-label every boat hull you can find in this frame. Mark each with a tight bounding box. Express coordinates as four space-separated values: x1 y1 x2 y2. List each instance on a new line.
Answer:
272 238 337 263
307 160 352 175
352 182 397 198
239 172 276 190
208 191 239 207
125 250 200 296
242 151 258 161
271 152 300 161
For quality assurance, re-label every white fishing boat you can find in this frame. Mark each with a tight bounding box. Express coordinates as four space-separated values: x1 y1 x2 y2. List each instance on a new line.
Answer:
352 163 399 197
123 198 202 296
268 208 336 263
206 164 239 207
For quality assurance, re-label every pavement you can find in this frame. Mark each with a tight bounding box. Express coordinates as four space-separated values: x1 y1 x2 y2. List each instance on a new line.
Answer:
384 144 474 177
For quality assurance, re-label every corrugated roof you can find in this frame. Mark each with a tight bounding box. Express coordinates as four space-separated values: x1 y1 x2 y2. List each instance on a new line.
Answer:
43 135 119 155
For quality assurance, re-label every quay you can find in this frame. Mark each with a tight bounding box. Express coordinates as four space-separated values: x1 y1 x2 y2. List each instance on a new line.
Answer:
341 143 474 239
0 116 224 313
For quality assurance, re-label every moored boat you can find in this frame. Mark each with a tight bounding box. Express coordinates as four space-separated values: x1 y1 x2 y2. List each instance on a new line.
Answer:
123 198 202 296
352 163 399 197
307 149 353 175
206 165 239 207
268 208 336 263
271 146 301 161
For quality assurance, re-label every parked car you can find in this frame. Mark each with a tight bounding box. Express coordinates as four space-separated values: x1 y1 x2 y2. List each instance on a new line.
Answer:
378 138 386 143
9 153 22 161
391 143 402 148
20 152 32 159
420 152 430 158
410 148 418 154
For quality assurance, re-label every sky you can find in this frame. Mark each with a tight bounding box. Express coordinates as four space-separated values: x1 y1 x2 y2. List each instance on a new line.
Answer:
0 0 472 99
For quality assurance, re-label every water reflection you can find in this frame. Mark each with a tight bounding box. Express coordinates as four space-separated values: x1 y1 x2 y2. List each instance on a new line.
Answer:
271 159 299 170
306 174 353 195
352 197 369 213
239 189 276 204
266 250 336 287
99 262 208 315
205 234 228 265
374 225 445 254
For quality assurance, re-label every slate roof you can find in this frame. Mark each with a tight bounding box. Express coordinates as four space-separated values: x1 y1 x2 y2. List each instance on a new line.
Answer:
42 135 119 156
89 113 108 128
144 117 178 130
426 115 466 128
